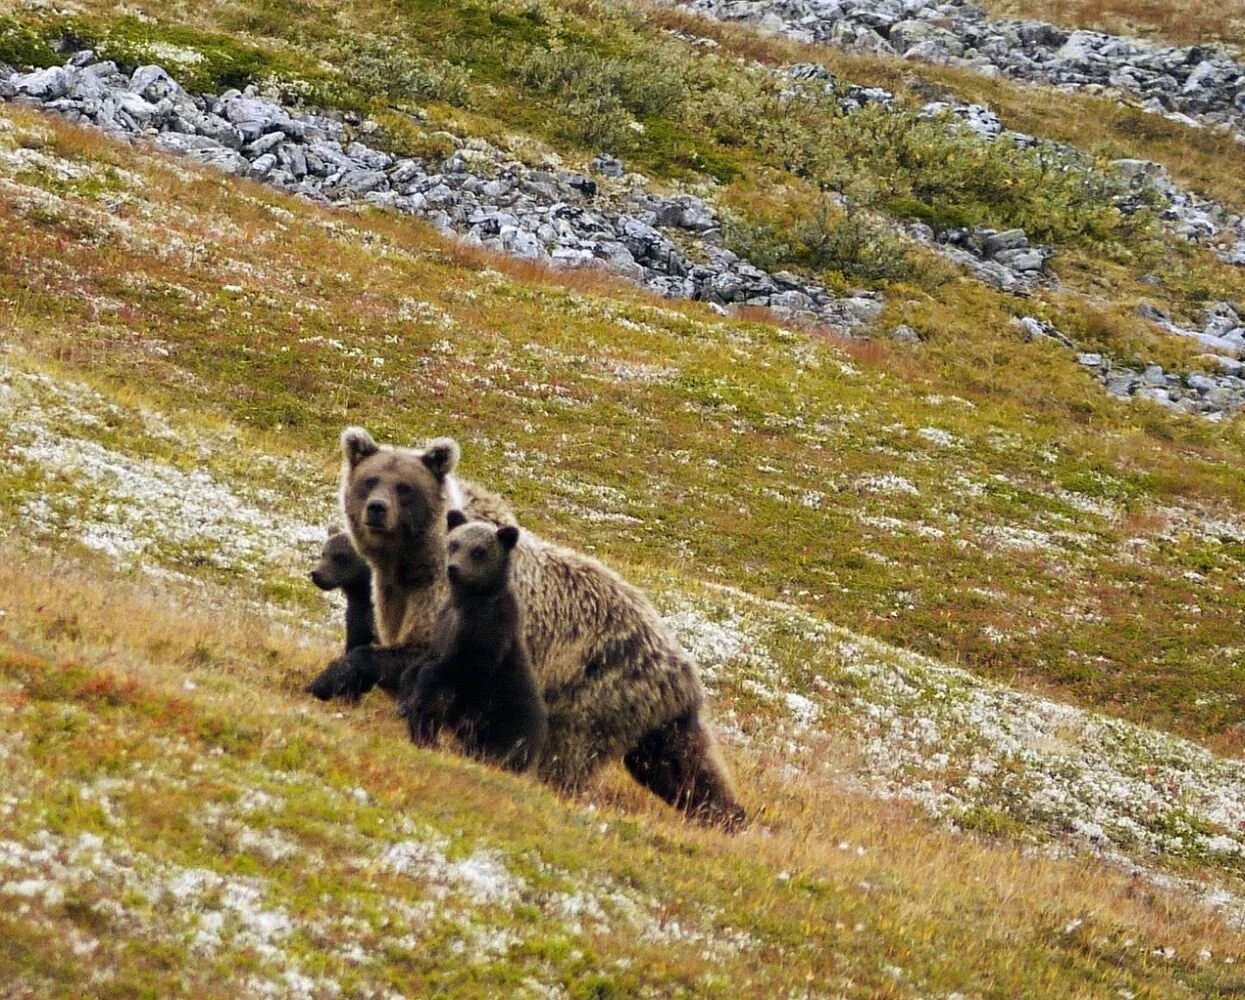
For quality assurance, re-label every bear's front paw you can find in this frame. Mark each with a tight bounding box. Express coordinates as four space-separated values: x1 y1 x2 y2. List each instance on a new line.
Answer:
405 709 440 747
305 648 378 702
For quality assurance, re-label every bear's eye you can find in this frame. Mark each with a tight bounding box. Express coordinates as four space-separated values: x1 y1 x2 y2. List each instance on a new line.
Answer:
357 477 379 497
447 542 459 554
395 483 414 501
332 554 349 567
470 546 487 561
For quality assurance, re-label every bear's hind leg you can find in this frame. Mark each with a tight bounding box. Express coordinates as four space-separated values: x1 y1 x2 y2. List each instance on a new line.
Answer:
623 712 746 832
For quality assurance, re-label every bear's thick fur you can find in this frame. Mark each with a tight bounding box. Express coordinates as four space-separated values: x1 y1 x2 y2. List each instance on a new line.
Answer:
305 439 513 702
400 511 547 773
310 526 375 655
319 427 744 828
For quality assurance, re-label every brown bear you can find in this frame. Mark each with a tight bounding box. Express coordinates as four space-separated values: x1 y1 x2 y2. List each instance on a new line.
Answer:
310 526 375 656
400 510 548 774
315 427 744 829
305 440 514 702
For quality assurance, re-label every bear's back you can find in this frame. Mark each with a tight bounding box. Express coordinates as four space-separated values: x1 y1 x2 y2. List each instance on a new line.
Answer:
507 533 694 697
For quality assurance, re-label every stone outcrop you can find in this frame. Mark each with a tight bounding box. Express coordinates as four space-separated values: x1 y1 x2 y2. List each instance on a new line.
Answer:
0 54 881 332
680 0 1245 135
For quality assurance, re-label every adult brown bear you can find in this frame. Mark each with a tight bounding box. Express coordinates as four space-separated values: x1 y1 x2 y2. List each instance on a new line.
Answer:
309 428 744 829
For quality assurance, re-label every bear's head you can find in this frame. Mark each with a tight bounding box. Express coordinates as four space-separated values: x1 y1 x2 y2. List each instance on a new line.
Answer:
339 427 461 566
310 526 371 592
444 509 520 598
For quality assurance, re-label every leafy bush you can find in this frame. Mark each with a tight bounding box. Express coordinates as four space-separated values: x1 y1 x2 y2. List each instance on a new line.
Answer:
0 16 60 69
334 34 472 106
513 46 688 150
724 196 920 285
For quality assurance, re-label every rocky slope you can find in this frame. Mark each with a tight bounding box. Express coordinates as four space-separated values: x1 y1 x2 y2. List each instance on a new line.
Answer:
679 0 1245 133
8 46 1245 420
2 43 1245 990
1 53 886 331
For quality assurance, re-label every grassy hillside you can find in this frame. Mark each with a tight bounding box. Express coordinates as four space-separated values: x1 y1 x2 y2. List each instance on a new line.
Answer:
4 553 1242 997
3 105 1243 750
2 0 1245 993
978 0 1245 50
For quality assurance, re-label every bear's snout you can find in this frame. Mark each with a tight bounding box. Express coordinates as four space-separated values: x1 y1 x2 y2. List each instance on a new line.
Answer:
310 569 331 590
447 564 462 584
364 499 389 528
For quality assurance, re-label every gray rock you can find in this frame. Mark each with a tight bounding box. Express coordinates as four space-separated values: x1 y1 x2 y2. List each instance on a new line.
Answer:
278 143 308 179
333 168 389 195
771 289 814 313
12 66 73 101
840 296 884 324
249 153 278 179
131 65 185 103
654 195 717 232
1106 374 1138 398
246 131 285 157
153 133 250 175
590 154 624 178
982 229 1029 255
390 159 423 186
993 247 1046 272
1136 302 1170 324
890 20 964 58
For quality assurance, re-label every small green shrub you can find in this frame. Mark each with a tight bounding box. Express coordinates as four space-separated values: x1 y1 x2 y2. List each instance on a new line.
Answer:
0 16 60 69
724 196 920 284
334 34 472 106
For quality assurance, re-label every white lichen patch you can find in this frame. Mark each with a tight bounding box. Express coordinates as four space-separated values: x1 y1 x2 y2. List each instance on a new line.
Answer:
659 583 1245 923
380 837 523 905
0 829 320 977
856 474 920 497
0 363 327 579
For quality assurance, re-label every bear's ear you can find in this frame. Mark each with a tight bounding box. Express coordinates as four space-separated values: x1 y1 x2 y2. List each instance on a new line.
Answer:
420 437 460 481
341 427 379 467
446 509 468 531
327 523 344 538
496 525 520 551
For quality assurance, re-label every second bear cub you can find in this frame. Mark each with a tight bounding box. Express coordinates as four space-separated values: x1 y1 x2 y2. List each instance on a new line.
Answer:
400 511 548 773
310 526 375 655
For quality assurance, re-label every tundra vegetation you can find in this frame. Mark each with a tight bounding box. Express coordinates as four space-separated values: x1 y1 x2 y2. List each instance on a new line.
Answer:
1 0 1244 994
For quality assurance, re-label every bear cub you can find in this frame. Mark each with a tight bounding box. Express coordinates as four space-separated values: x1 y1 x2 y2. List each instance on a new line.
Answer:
310 526 375 655
399 511 547 773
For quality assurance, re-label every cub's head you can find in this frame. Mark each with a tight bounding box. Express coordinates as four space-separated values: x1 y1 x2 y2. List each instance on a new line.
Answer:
444 509 520 597
339 427 460 561
310 526 371 592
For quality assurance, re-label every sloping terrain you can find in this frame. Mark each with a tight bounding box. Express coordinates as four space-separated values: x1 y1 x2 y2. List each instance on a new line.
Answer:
1 0 1244 994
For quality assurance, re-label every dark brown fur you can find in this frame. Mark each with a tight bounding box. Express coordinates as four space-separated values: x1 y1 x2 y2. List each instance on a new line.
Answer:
400 513 548 773
310 527 375 655
317 428 744 829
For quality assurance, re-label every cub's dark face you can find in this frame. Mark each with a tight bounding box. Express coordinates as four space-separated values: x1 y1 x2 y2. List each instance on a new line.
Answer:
339 428 460 559
445 519 520 596
310 530 370 591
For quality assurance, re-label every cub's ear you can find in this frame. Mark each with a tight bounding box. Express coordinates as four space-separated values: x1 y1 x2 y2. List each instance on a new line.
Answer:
341 427 379 467
420 437 461 481
446 509 468 531
496 525 520 551
327 523 344 538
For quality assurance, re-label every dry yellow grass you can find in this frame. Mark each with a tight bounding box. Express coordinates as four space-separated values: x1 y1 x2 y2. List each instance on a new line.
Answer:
981 0 1245 50
2 544 1243 996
